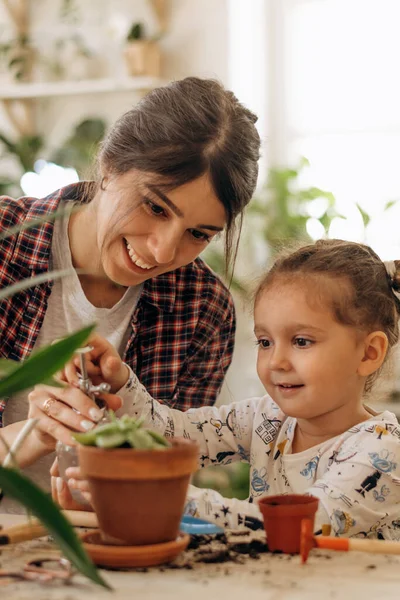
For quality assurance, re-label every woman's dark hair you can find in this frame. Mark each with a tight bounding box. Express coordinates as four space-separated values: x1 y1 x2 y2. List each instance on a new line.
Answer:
97 77 260 272
255 239 400 392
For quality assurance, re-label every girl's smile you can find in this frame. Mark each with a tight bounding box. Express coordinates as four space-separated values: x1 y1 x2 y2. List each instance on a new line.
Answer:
274 383 305 397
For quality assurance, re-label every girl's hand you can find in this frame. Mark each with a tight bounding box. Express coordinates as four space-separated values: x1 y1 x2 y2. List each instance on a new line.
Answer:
62 334 129 393
28 383 122 450
50 459 92 510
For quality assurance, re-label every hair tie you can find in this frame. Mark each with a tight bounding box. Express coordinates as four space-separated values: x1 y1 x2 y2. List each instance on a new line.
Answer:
384 260 400 301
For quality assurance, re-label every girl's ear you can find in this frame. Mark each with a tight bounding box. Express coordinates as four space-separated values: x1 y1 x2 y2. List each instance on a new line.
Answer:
357 331 388 377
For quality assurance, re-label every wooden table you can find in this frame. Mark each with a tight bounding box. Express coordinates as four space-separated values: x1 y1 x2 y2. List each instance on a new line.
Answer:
1 514 400 599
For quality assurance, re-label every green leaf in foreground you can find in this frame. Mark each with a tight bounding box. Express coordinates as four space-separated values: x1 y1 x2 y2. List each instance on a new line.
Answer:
0 205 81 243
0 324 95 398
0 269 75 302
0 466 110 589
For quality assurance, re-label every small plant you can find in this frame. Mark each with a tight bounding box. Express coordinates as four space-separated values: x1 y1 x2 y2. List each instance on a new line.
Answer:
126 22 144 42
203 157 339 295
51 118 106 177
124 21 161 77
74 413 170 449
0 34 34 82
0 132 45 197
76 416 196 546
0 132 43 172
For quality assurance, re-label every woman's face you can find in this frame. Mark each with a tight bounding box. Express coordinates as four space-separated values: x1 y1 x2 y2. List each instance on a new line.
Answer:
93 170 227 287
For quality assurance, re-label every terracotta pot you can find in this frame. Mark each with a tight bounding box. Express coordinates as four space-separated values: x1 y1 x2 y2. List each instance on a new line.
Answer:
258 494 319 554
124 40 161 77
78 438 198 546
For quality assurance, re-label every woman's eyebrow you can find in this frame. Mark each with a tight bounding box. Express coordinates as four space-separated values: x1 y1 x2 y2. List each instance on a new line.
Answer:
146 184 184 217
146 184 224 232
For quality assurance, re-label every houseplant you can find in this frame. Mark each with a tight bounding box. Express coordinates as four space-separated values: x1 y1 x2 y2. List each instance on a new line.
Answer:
0 131 44 196
204 156 400 296
203 157 339 295
51 117 106 178
124 21 161 77
0 216 109 588
0 33 35 82
75 414 199 546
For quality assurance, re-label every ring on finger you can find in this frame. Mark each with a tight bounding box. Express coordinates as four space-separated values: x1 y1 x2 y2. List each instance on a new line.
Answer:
43 397 57 417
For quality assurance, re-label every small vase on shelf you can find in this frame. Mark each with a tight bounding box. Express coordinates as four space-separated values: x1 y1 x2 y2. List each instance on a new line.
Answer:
123 22 161 78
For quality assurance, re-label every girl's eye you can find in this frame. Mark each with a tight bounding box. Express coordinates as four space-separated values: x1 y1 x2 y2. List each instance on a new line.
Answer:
294 337 313 348
189 229 211 243
256 339 271 349
144 199 166 217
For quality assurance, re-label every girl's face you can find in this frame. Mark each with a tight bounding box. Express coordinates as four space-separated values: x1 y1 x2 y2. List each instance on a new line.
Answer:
254 281 369 425
92 171 226 287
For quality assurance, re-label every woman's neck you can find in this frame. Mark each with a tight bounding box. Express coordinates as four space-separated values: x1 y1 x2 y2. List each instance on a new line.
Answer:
68 203 101 273
67 203 126 308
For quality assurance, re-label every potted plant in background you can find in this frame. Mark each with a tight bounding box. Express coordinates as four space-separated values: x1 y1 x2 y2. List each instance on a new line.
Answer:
0 34 36 83
124 21 161 77
204 156 400 296
0 130 44 196
203 157 340 296
51 117 106 179
75 414 198 548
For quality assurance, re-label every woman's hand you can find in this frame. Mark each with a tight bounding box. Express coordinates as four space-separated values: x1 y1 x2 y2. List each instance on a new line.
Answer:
62 333 129 393
50 459 92 510
28 382 123 451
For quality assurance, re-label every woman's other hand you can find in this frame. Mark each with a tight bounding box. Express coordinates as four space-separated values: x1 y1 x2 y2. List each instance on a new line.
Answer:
28 383 122 450
50 459 92 510
62 334 129 393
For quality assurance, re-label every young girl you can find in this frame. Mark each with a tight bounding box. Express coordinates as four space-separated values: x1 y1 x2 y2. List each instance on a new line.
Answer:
56 239 400 538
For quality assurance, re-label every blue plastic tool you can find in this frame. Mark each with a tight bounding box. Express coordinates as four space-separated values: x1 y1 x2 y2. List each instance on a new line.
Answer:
180 515 224 535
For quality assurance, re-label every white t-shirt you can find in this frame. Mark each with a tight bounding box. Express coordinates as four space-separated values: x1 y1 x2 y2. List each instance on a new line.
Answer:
2 205 142 512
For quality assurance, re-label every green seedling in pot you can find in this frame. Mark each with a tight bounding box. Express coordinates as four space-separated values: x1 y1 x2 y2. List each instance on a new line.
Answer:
73 413 171 450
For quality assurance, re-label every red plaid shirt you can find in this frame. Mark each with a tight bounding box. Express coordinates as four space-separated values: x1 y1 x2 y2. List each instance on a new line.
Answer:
0 184 235 425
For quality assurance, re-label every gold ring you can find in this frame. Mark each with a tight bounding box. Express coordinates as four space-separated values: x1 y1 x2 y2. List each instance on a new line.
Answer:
42 398 57 417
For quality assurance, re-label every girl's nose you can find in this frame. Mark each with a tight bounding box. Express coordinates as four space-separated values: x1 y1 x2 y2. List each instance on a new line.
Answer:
269 346 291 371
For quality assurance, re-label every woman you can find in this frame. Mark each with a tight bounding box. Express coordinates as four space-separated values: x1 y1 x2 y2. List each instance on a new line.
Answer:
0 77 260 510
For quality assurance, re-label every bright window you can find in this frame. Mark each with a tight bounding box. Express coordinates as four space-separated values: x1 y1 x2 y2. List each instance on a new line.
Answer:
283 0 400 258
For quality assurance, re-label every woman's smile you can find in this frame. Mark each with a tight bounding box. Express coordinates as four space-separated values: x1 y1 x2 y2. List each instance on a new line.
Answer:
122 238 157 275
124 239 155 270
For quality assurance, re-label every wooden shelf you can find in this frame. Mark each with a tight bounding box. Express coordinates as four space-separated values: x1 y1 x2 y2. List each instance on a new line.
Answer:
0 77 165 100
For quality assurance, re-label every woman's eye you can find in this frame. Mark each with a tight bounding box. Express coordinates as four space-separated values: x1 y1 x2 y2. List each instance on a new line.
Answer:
189 229 210 242
144 199 165 216
256 339 271 349
294 337 312 348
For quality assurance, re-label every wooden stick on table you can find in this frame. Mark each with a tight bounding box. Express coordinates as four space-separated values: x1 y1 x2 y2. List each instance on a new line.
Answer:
0 510 98 545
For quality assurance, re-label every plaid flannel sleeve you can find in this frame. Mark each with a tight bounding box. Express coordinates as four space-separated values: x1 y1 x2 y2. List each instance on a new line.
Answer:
170 289 236 410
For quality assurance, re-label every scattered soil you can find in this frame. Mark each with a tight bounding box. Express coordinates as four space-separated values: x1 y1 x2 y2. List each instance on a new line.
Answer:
158 530 270 570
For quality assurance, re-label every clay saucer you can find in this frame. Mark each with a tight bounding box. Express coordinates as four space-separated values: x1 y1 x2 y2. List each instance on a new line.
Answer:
80 530 190 568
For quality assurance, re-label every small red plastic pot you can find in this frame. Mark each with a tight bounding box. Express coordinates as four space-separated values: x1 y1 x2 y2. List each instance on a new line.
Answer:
258 494 319 554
